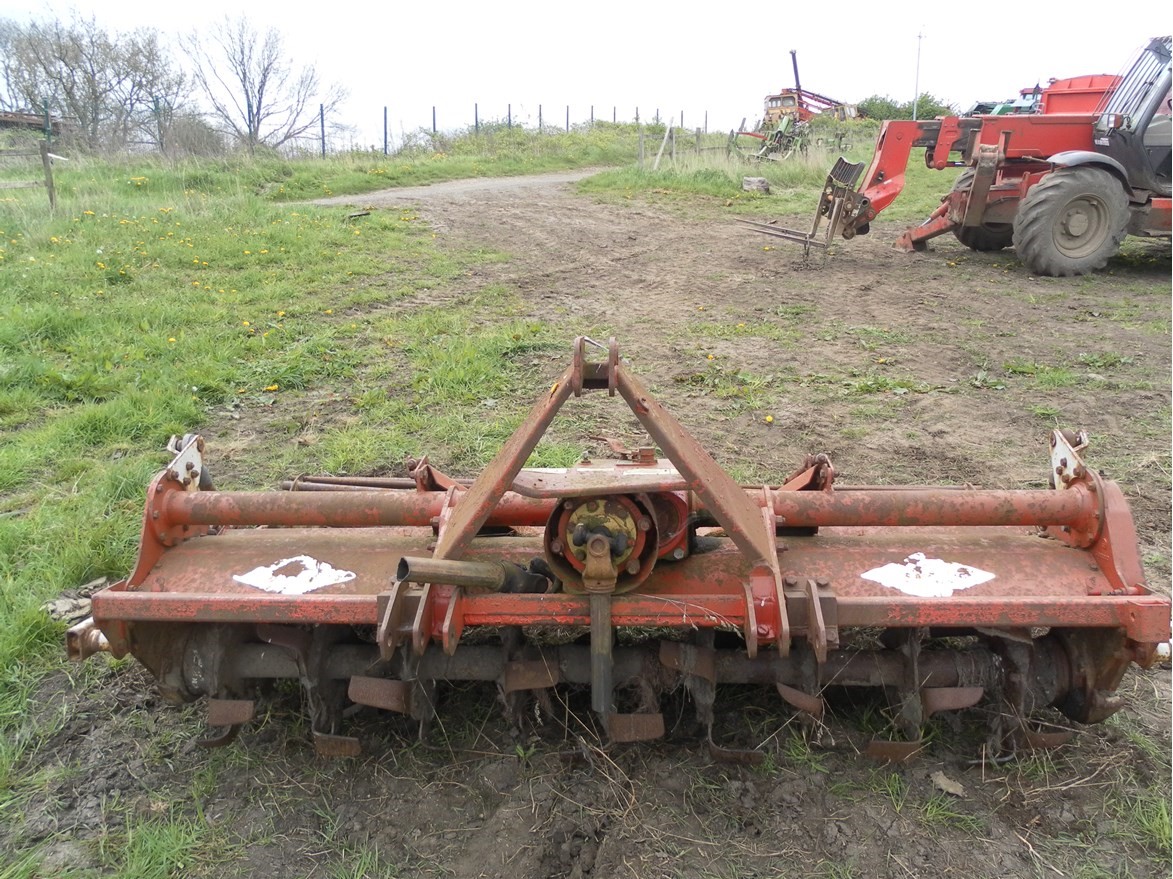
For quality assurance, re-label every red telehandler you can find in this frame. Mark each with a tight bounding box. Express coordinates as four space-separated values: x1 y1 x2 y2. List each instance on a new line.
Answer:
746 36 1172 276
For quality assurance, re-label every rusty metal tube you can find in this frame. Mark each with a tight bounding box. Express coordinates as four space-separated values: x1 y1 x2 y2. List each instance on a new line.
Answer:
161 489 553 528
161 484 1091 530
395 556 509 592
220 642 1010 691
768 486 1091 528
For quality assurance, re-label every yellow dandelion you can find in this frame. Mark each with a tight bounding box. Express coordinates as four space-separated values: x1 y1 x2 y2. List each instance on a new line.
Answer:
764 415 774 424
168 337 177 343
264 384 278 391
242 321 250 327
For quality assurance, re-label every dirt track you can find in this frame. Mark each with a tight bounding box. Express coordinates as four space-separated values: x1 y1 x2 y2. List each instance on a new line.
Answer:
17 173 1172 877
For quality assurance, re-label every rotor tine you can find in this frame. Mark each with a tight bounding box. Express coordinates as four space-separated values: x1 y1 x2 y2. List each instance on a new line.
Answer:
196 698 254 749
776 683 826 721
196 724 243 750
706 723 766 766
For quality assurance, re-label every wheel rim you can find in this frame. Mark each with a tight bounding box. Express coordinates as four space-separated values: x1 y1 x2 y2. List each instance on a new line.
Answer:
1053 195 1109 258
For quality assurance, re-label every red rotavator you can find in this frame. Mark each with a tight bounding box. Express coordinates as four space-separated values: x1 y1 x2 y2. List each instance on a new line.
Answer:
69 339 1171 760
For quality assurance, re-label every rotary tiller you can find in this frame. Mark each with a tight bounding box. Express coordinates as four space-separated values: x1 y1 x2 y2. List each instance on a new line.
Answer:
68 339 1171 759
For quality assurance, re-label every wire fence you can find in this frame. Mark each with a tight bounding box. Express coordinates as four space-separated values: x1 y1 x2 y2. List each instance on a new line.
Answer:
4 100 730 160
336 104 716 155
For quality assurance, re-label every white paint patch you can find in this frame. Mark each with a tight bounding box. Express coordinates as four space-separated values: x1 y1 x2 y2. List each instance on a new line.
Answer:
861 552 995 598
233 555 356 595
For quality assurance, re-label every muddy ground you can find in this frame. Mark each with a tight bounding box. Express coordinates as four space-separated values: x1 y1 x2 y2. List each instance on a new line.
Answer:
15 173 1173 878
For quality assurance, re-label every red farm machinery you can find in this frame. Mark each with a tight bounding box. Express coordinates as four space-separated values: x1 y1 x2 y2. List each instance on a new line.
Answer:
745 36 1172 276
68 339 1170 760
732 50 856 162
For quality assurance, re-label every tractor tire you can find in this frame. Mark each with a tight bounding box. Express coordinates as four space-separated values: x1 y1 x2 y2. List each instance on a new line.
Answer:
950 169 1013 251
1011 166 1130 276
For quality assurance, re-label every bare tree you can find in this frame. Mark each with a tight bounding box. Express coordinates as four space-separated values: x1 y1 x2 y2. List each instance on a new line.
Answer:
111 30 190 152
0 19 21 112
184 17 346 154
0 14 189 152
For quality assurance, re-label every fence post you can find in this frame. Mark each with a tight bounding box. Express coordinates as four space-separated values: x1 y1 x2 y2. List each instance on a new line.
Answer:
43 98 51 143
613 106 616 123
590 105 594 125
635 107 640 125
539 105 543 130
704 111 708 134
508 103 512 130
475 103 479 135
40 141 56 210
566 105 569 132
383 106 388 155
319 104 325 157
432 107 437 134
680 110 684 130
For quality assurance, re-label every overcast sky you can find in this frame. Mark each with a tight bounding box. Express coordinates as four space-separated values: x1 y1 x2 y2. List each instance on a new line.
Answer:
0 1 1157 149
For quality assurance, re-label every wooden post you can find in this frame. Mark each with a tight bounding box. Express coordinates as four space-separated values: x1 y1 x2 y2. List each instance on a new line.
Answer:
40 142 55 210
508 103 512 130
383 107 388 155
475 103 479 135
539 104 542 130
613 106 616 123
635 107 640 125
590 105 594 125
566 105 570 131
704 111 708 134
432 107 437 134
319 104 326 157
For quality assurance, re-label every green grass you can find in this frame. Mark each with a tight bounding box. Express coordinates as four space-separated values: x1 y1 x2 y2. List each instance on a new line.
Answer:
98 815 227 878
673 362 779 413
918 792 984 833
